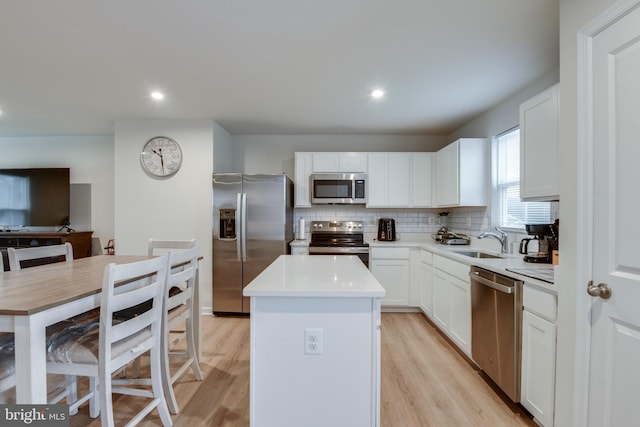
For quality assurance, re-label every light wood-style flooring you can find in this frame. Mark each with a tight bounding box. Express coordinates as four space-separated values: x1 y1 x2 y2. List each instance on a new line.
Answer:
70 313 536 426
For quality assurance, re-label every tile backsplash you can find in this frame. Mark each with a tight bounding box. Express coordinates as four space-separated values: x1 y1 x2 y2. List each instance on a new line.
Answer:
294 203 559 254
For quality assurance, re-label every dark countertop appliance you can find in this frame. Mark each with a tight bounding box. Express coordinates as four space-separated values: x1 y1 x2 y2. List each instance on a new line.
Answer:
519 223 557 263
377 218 396 241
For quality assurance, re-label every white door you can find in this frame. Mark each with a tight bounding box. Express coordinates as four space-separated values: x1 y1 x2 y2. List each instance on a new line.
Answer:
587 3 640 425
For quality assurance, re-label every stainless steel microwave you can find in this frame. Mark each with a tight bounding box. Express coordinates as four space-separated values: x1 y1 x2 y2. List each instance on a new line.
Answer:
310 173 367 204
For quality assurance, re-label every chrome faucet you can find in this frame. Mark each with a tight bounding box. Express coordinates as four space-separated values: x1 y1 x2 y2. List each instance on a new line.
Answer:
478 226 509 254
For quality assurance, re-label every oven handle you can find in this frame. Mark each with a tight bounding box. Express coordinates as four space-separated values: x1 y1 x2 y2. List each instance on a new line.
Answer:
469 271 515 294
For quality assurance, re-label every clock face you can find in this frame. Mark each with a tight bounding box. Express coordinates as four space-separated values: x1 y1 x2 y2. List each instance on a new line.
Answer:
140 136 183 178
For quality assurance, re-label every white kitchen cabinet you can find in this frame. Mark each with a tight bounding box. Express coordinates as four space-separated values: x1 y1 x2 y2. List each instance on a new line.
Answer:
435 138 488 207
519 84 559 201
521 285 557 427
312 152 367 173
370 247 410 307
367 152 432 208
418 249 433 316
431 255 471 355
294 152 313 207
366 153 411 207
411 152 433 207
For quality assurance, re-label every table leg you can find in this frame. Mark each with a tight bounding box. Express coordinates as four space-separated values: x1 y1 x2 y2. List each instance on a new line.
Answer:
14 314 48 403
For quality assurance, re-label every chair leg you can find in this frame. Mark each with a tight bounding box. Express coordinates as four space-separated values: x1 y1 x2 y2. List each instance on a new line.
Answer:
89 376 100 419
99 370 114 427
161 326 180 414
65 375 78 415
186 319 203 381
151 345 173 426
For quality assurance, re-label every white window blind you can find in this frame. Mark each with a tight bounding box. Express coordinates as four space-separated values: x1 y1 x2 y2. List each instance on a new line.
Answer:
496 128 550 228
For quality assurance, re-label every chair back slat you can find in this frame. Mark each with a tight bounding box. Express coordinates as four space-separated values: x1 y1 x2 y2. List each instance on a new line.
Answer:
99 256 168 363
7 242 73 271
148 239 196 256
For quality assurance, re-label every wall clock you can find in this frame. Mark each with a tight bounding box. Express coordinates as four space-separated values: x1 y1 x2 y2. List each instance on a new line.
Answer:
140 136 183 178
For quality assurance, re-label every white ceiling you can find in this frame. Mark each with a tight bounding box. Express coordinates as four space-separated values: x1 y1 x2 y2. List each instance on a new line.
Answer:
0 0 558 137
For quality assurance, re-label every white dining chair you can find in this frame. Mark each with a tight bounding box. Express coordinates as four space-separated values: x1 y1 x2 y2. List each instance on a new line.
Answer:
136 239 203 414
46 255 173 427
7 242 74 271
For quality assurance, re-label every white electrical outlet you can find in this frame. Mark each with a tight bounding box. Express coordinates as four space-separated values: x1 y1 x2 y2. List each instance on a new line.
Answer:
304 328 323 355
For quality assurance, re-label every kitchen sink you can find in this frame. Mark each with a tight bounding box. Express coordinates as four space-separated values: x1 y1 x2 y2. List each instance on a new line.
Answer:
453 250 505 259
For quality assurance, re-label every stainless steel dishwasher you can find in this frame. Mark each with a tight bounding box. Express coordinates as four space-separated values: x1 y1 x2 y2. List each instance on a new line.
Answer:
469 266 524 402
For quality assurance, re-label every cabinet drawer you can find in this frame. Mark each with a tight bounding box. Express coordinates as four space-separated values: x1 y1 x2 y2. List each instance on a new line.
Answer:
523 285 557 321
433 254 468 281
370 247 410 259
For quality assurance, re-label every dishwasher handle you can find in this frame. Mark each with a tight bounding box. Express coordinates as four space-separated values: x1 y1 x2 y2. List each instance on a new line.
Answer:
469 271 515 294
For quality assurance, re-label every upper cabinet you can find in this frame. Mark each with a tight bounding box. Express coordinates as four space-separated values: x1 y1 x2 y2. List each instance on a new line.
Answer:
312 152 367 173
294 152 368 207
435 138 488 207
367 152 433 208
519 84 559 201
294 152 313 207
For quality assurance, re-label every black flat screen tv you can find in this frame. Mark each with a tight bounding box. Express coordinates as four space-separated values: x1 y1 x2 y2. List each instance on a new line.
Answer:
0 168 70 228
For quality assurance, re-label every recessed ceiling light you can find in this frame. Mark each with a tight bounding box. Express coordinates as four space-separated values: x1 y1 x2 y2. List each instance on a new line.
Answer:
151 91 165 100
371 89 385 99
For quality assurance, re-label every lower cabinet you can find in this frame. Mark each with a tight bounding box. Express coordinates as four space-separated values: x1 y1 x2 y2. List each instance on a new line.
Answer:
431 255 471 355
521 285 557 427
418 249 433 316
370 247 410 306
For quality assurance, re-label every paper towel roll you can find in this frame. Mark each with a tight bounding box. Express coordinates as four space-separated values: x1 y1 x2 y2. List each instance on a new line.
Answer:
297 218 305 240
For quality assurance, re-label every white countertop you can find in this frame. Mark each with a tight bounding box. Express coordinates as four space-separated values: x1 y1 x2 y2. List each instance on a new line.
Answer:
243 255 386 298
290 233 558 293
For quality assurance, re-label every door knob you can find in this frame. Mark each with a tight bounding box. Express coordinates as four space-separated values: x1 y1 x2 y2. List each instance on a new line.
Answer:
587 281 612 299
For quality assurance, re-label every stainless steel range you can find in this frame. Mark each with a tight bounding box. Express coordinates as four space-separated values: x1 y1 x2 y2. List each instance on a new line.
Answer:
308 221 369 267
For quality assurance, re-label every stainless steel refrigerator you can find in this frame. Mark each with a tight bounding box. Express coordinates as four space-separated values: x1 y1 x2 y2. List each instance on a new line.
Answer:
212 173 293 314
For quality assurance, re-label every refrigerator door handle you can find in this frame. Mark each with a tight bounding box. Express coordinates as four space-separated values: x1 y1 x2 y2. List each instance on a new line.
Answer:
236 192 242 261
241 192 248 262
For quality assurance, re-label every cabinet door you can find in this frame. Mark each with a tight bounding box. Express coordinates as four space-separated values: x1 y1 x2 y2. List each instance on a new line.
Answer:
411 152 433 207
448 275 471 355
387 153 411 206
367 153 389 207
432 269 450 331
295 152 313 207
312 153 339 172
521 310 556 427
419 261 433 316
339 153 367 172
436 142 459 206
370 259 410 306
519 84 559 201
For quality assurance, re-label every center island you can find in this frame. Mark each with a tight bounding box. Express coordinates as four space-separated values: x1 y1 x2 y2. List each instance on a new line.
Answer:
243 255 385 427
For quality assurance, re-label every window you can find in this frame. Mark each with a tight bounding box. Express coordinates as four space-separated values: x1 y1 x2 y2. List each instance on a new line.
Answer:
495 128 550 228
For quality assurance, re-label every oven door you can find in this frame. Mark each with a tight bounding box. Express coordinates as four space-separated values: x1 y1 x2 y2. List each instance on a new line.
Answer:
308 246 369 268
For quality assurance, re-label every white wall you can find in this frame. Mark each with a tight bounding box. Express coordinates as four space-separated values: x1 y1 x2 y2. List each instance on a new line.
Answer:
231 134 446 177
448 67 560 142
113 120 214 312
213 122 233 172
0 135 114 243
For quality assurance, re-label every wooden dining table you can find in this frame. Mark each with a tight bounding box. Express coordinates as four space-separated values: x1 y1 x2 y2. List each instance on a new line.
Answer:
0 255 155 404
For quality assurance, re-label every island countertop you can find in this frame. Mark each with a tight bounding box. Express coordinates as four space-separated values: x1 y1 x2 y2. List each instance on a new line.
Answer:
243 254 385 298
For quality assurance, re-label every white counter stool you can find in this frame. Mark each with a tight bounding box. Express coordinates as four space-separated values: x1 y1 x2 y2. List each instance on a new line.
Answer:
46 255 173 427
7 242 73 271
132 240 202 414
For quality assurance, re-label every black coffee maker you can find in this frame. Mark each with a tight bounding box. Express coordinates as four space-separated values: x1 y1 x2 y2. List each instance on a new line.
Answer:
519 223 556 263
377 218 396 241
